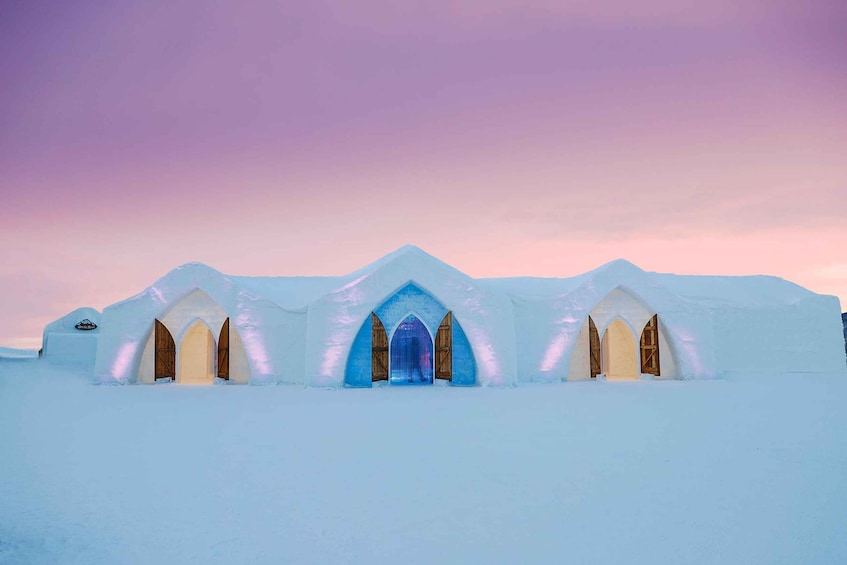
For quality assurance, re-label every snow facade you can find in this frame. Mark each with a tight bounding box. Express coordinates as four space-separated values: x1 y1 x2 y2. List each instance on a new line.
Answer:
73 245 844 386
42 307 102 366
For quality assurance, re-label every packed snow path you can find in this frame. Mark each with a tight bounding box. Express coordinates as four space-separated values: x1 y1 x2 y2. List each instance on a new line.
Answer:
1 361 845 564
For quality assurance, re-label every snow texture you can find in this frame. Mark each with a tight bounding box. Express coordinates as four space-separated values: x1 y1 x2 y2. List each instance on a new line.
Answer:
0 347 39 359
41 307 101 365
2 360 847 564
76 245 846 385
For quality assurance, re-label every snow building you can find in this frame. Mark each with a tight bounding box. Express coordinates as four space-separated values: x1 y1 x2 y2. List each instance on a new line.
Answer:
85 245 845 386
42 307 101 366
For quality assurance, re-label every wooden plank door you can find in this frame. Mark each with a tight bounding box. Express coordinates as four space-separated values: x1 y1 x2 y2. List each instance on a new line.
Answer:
589 316 601 378
154 319 176 381
217 318 230 380
435 312 453 381
640 314 661 376
371 313 389 382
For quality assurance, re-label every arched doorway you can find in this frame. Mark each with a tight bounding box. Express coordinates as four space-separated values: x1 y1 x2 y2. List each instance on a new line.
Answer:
601 318 639 380
389 314 433 385
344 283 476 387
178 320 215 385
138 290 252 384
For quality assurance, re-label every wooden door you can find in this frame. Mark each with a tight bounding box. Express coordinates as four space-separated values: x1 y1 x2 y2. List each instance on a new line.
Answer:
435 312 453 381
154 319 176 381
217 318 230 380
640 314 661 376
371 313 388 382
589 316 601 378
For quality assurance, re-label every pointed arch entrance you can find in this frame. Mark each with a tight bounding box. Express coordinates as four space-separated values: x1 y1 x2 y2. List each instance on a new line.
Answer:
345 283 476 387
138 290 252 384
389 314 434 385
178 320 216 385
569 285 679 380
601 318 639 380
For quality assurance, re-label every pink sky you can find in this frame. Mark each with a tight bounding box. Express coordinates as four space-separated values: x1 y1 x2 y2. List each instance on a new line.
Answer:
1 1 846 349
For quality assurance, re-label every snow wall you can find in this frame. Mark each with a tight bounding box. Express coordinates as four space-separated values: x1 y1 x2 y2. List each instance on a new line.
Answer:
711 295 846 375
94 263 305 385
305 246 518 387
89 246 846 386
509 260 716 381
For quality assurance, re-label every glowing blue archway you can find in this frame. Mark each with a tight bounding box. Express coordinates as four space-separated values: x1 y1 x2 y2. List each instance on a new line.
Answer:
344 283 476 387
389 314 434 385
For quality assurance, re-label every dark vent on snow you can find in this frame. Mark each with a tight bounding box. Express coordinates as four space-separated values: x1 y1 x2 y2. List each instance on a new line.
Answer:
75 319 98 331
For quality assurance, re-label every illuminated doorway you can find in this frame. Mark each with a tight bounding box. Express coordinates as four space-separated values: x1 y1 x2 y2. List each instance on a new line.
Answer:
389 315 433 385
178 321 215 385
601 318 639 380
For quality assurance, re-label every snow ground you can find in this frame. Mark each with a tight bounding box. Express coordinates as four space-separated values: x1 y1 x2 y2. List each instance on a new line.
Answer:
1 362 845 564
0 347 38 359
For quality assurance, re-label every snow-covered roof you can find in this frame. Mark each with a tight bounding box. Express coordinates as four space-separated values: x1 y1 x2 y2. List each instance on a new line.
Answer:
475 275 588 299
651 273 818 308
225 276 345 311
477 258 819 309
116 249 822 314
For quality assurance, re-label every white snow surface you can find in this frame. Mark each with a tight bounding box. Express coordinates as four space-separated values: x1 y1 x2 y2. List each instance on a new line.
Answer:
2 360 846 564
0 346 38 359
226 275 345 311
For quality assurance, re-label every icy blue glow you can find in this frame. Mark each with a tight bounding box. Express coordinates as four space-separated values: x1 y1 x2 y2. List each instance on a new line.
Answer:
390 315 433 385
344 283 477 386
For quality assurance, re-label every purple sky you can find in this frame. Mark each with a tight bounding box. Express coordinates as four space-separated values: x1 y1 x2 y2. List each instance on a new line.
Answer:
1 1 846 349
